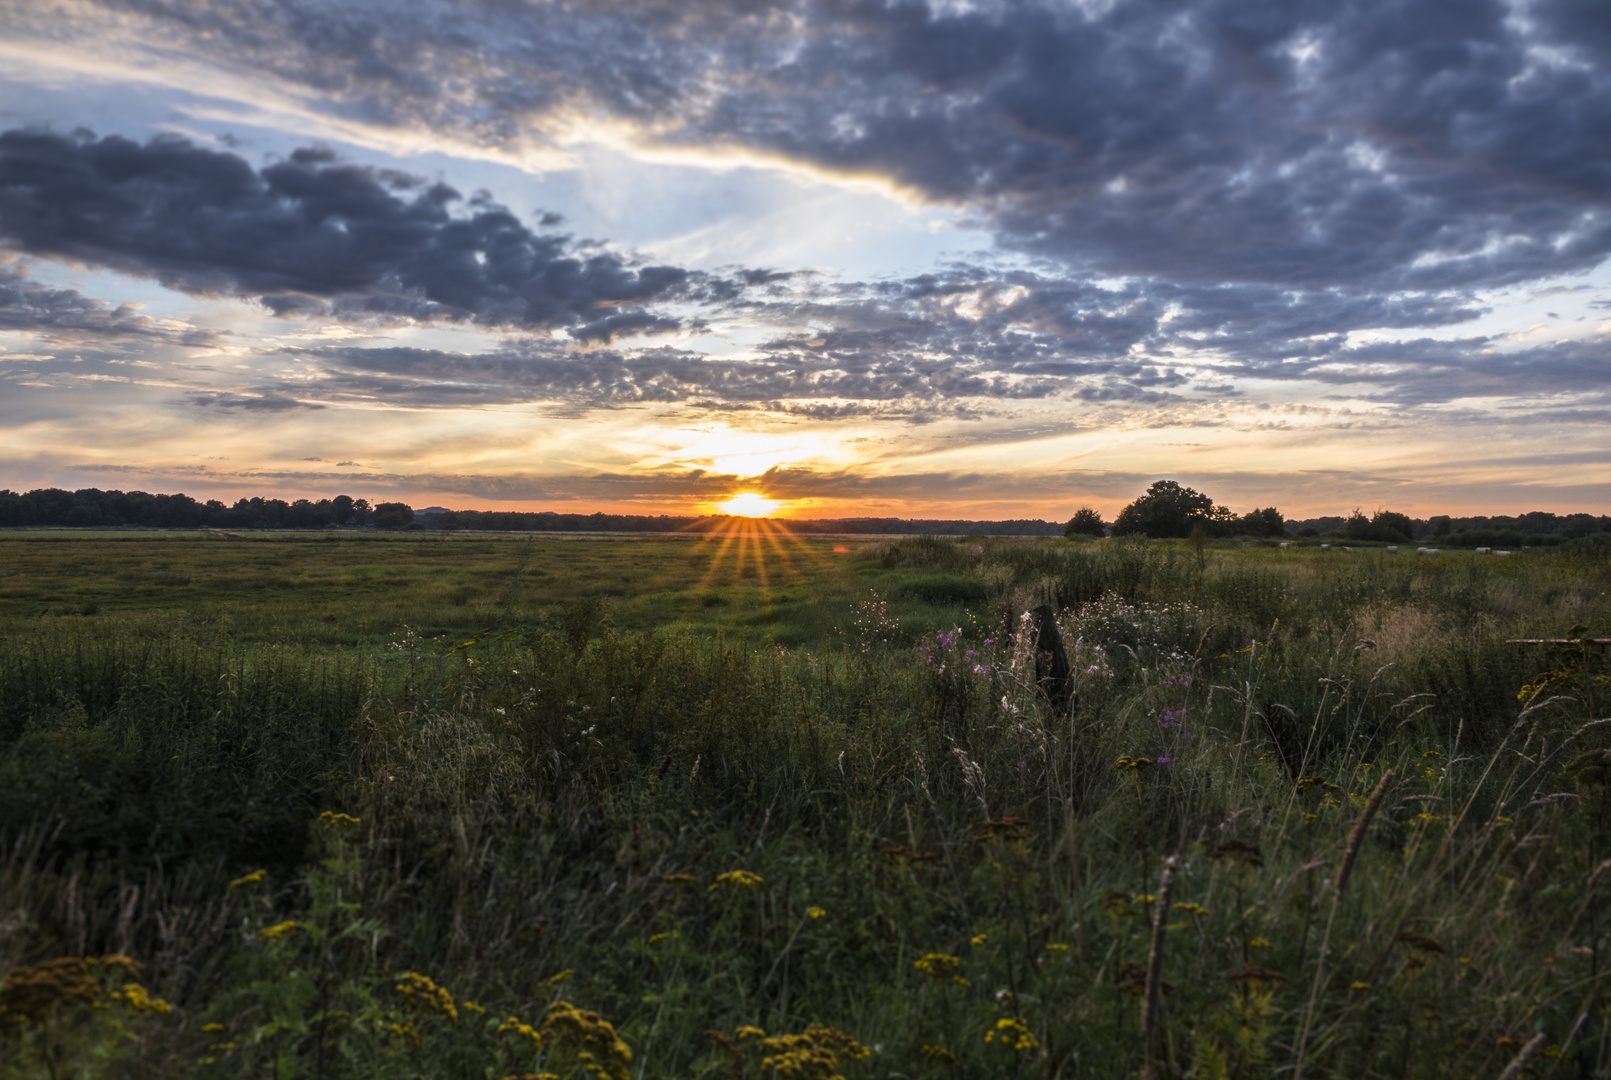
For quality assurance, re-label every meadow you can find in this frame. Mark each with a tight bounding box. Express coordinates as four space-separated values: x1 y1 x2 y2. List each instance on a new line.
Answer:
1 528 1609 1079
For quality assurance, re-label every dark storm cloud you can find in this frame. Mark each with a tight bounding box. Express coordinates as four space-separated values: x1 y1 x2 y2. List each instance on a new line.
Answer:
42 0 1611 294
0 264 222 345
0 130 709 339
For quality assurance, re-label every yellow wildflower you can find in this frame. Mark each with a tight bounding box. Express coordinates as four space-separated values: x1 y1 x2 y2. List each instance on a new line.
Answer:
391 1022 420 1046
317 811 362 832
1248 937 1272 949
970 933 988 946
736 1025 767 1041
807 906 827 919
759 1024 868 1079
1045 943 1070 952
914 953 961 979
395 972 458 1022
541 1001 633 1080
227 870 265 891
709 870 765 891
498 1015 543 1053
259 921 299 941
985 1017 1039 1052
113 983 172 1014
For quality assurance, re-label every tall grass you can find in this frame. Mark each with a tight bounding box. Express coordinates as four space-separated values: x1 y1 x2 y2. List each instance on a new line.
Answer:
1 538 1607 1078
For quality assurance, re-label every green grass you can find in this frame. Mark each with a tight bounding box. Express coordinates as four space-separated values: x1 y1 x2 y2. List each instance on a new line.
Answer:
1 533 1609 1078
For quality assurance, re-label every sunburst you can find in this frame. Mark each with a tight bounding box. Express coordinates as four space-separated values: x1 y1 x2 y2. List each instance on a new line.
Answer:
716 492 778 517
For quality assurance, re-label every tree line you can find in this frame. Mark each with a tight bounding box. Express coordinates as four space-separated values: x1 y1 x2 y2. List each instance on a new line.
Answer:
1067 481 1611 546
0 488 1063 535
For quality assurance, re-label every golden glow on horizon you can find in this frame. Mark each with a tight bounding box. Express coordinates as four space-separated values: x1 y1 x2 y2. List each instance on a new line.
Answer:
716 492 779 517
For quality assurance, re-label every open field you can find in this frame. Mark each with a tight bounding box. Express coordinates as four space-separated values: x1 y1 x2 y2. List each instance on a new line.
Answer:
2 532 1609 1078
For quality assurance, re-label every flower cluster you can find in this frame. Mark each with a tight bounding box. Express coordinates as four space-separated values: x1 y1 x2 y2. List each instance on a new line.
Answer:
111 982 172 1014
497 1014 543 1053
541 1001 634 1080
1115 755 1155 777
709 870 765 892
0 958 98 1024
396 972 458 1021
985 1017 1039 1052
754 1024 869 1080
318 811 362 832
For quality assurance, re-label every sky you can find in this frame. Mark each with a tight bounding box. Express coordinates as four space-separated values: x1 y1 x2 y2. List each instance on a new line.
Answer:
0 0 1607 520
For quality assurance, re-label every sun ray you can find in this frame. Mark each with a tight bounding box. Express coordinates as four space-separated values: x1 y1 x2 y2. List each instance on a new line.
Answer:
746 520 770 595
770 516 828 568
756 518 800 579
695 517 741 590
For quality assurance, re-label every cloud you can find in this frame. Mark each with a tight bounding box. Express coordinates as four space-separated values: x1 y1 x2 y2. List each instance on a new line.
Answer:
186 390 324 411
0 264 222 345
19 0 1608 295
2 1 1606 430
0 130 715 339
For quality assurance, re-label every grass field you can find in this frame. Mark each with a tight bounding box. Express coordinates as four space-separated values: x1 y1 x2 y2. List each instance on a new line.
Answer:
0 526 967 650
1 530 1609 1079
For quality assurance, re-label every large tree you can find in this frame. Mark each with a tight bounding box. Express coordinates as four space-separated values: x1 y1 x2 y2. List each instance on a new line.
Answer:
1111 480 1216 538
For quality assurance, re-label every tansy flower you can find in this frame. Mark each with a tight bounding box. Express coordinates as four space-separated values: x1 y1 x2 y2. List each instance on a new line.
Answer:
709 870 764 891
914 954 961 979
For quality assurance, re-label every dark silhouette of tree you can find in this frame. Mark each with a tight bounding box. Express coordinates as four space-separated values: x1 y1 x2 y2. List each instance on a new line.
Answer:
1343 508 1413 543
1240 507 1285 537
1111 480 1216 538
371 502 414 529
1064 507 1106 537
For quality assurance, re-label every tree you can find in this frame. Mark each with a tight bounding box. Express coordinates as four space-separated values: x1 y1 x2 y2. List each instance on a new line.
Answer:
372 502 414 529
1241 507 1285 537
1344 508 1413 543
1111 480 1216 538
1064 507 1106 538
1370 510 1413 543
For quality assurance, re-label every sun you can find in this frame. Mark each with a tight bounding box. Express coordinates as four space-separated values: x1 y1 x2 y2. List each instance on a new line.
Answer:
716 492 779 517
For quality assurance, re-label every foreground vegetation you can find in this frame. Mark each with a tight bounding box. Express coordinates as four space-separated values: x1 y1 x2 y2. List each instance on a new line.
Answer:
1 533 1609 1078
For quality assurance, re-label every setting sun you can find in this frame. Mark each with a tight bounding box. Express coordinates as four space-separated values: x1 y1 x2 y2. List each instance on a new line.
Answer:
716 492 779 517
